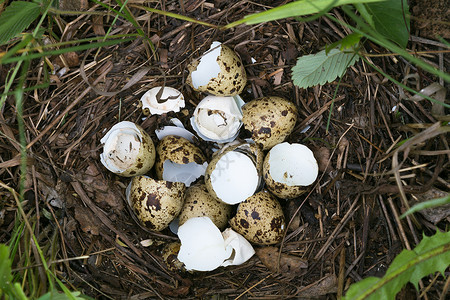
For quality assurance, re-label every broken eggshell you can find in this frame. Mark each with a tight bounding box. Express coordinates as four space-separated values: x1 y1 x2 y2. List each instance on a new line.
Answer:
140 86 185 115
230 190 286 245
186 41 247 96
191 95 245 143
263 142 318 199
100 121 155 177
177 216 254 271
205 144 262 205
155 135 207 187
155 118 196 142
221 228 255 267
242 96 298 150
161 242 185 272
178 184 232 230
126 176 185 231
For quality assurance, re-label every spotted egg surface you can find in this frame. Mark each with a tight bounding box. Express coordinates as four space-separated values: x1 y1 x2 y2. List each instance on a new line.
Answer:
128 176 185 231
242 97 298 150
230 191 285 245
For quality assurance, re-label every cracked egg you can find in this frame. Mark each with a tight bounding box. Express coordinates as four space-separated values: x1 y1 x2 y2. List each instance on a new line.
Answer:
186 41 247 96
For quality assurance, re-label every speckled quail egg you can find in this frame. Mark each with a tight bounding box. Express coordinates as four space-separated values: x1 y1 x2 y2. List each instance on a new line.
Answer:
155 135 207 187
178 184 232 230
186 41 247 96
263 142 318 199
140 86 185 115
100 121 155 177
161 242 185 272
205 143 263 205
229 190 286 245
242 96 298 150
126 176 185 231
190 95 245 143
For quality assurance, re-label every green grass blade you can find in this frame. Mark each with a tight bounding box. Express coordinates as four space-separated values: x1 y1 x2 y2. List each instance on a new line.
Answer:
400 196 450 219
223 0 385 29
132 4 218 28
0 37 134 64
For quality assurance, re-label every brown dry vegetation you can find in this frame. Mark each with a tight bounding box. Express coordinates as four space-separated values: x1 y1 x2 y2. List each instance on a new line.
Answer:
0 0 449 299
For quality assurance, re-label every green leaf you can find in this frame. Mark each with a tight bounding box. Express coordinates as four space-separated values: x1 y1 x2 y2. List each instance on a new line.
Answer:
343 230 450 300
364 0 410 47
0 1 41 45
0 244 13 293
400 195 450 219
292 48 359 88
223 0 385 29
326 33 362 53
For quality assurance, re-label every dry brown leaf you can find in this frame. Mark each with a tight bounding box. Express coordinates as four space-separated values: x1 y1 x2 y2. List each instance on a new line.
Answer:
255 246 307 276
75 206 100 235
296 274 338 298
80 163 124 210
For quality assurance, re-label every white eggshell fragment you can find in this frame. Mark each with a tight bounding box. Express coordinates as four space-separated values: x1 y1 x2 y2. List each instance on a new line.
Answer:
191 95 244 143
186 41 247 96
263 142 318 199
100 121 155 177
178 217 233 271
221 228 255 267
155 118 196 142
140 86 185 115
155 135 207 187
205 148 261 205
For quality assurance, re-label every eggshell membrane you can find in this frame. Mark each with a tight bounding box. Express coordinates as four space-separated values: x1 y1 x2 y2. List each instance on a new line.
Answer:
100 121 155 177
230 191 285 245
178 184 232 230
190 95 243 143
155 135 206 180
263 143 318 199
242 96 298 150
128 176 185 231
186 42 247 96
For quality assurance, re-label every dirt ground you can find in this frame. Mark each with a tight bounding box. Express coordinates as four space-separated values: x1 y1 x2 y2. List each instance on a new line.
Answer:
0 0 449 299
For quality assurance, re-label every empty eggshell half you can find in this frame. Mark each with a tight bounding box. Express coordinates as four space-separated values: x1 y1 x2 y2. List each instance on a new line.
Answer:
178 184 232 230
263 142 318 199
127 176 185 231
155 135 207 187
230 190 286 245
140 86 185 115
100 121 155 177
186 41 247 96
205 145 262 205
191 95 244 143
177 217 233 271
242 96 298 150
177 217 255 271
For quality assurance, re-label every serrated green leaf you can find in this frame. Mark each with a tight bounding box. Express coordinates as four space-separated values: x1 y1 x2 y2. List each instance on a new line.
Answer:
0 1 41 45
292 48 359 88
0 244 13 293
343 230 450 300
365 0 410 47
